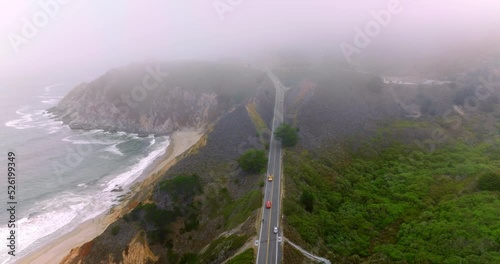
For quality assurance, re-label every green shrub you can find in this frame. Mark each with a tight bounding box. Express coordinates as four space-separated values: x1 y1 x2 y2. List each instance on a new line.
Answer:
478 172 500 191
182 202 201 232
300 190 314 212
159 174 203 201
227 248 254 264
274 123 299 147
125 202 178 245
222 190 262 229
111 225 120 236
237 149 268 173
179 253 199 264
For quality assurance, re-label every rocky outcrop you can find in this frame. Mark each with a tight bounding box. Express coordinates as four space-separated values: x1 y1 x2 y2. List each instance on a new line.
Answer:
60 231 158 264
120 232 159 264
49 62 266 135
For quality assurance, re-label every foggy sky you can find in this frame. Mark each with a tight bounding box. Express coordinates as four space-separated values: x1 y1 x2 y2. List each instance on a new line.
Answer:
1 0 499 89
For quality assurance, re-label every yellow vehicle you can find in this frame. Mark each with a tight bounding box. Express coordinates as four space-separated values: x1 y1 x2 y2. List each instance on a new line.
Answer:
268 174 273 182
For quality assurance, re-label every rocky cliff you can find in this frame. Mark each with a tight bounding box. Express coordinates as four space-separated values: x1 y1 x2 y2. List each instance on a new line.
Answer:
50 61 267 135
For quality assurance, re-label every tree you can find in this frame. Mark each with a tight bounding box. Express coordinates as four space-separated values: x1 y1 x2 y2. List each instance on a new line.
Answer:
275 123 299 147
111 225 120 236
300 190 314 212
478 172 500 191
237 149 268 173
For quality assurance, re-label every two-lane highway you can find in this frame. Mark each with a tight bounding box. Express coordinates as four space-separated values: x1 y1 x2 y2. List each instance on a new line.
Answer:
256 71 286 264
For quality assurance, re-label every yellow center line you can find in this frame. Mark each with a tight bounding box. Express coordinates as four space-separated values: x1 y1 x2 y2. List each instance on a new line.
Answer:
265 175 275 264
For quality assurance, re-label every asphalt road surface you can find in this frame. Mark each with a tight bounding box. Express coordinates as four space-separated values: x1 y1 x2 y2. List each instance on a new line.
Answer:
256 71 285 264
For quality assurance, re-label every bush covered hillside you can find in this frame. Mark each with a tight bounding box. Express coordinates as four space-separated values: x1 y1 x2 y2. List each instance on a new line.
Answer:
279 63 500 263
284 140 500 263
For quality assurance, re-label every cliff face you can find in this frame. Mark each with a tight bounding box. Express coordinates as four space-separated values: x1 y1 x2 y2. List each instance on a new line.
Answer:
50 62 267 135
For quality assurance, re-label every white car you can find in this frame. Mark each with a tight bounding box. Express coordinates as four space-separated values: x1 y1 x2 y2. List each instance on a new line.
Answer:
273 227 278 234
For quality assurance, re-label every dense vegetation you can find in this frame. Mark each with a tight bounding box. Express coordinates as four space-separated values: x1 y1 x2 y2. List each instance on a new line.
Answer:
284 139 500 263
275 123 299 147
226 248 254 264
125 202 177 244
159 173 203 200
478 172 500 191
237 148 268 173
221 189 262 229
124 174 204 245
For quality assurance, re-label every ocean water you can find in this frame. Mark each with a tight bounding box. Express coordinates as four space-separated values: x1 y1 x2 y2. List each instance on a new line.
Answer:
0 84 170 263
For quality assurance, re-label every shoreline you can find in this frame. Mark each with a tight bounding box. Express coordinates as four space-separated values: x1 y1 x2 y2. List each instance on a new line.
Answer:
17 130 202 264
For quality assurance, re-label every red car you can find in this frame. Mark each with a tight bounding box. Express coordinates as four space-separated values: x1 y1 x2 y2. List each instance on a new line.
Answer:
266 201 272 209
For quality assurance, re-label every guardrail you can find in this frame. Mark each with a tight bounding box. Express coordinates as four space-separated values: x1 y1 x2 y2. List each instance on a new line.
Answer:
283 237 331 264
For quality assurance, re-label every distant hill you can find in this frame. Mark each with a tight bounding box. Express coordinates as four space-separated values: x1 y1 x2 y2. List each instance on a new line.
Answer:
277 63 500 263
50 61 267 135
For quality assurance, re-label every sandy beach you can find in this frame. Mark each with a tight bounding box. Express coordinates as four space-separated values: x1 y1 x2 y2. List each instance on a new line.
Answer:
17 130 202 264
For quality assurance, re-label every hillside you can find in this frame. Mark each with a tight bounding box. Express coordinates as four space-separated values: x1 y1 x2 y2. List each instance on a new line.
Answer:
278 63 500 263
55 60 500 264
59 63 276 263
